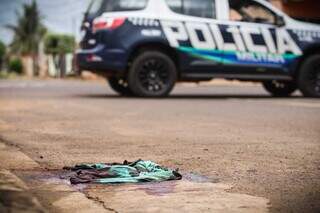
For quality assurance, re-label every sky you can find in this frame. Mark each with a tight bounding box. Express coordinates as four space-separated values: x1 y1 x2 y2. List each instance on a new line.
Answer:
0 0 91 45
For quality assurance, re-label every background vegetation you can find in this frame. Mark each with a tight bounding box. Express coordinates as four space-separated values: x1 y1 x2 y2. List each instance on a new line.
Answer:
0 41 5 70
44 34 75 55
9 58 23 74
6 0 46 76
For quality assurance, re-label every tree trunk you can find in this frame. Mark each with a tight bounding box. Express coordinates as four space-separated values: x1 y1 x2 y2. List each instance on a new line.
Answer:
21 55 33 77
38 41 48 78
32 54 39 76
59 53 66 78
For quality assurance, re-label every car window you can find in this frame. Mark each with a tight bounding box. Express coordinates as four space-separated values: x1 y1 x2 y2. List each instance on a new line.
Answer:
104 0 148 12
166 0 183 14
166 0 216 19
229 0 276 24
87 0 105 15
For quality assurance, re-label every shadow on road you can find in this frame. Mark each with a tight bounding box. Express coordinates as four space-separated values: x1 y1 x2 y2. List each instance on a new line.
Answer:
74 94 306 100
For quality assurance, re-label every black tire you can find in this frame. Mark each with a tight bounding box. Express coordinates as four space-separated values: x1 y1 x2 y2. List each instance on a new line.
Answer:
128 51 177 97
262 80 297 97
298 54 320 97
108 77 132 96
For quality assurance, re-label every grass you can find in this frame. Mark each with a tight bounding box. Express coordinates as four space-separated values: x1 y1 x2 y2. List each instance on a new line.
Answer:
0 71 22 79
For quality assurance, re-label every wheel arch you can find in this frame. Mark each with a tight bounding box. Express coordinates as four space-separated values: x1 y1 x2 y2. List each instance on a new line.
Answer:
127 41 180 74
293 44 320 77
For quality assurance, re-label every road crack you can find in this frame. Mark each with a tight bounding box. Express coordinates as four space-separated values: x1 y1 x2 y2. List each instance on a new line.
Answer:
85 194 119 213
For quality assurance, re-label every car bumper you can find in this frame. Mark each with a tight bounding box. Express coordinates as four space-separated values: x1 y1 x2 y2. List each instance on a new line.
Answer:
76 44 127 74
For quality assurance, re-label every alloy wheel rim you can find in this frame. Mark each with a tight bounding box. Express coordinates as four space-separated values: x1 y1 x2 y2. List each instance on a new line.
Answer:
138 58 169 93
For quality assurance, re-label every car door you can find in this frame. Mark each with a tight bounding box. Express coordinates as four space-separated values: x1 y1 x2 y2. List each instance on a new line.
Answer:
163 0 224 76
217 0 293 77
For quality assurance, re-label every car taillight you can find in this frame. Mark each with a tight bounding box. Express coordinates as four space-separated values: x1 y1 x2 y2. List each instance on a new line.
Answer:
92 17 126 33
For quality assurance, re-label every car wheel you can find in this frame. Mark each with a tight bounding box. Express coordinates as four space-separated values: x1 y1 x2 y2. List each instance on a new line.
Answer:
298 54 320 98
128 51 177 97
108 77 132 96
262 80 297 97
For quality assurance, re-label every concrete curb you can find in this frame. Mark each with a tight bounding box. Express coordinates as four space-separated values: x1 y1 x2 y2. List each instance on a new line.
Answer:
0 140 46 213
0 169 46 213
0 140 110 213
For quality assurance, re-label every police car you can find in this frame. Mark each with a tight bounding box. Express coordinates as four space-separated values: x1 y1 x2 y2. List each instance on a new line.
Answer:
77 0 320 97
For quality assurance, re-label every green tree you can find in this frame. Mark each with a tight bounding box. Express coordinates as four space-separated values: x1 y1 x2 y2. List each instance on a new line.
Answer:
44 34 75 77
6 0 46 75
0 41 5 70
44 34 75 55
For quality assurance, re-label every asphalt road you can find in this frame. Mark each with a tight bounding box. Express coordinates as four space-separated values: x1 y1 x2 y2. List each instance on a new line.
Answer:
0 79 319 213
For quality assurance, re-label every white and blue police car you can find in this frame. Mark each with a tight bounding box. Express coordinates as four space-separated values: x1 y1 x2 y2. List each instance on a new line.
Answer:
77 0 320 97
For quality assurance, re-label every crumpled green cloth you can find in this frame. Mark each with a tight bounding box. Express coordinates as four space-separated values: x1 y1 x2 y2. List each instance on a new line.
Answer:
64 160 182 184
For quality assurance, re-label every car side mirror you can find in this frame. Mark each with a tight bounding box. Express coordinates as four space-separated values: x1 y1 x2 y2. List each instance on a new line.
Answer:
276 16 285 27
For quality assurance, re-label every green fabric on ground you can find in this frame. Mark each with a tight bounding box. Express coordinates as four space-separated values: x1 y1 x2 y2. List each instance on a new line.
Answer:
65 160 182 184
